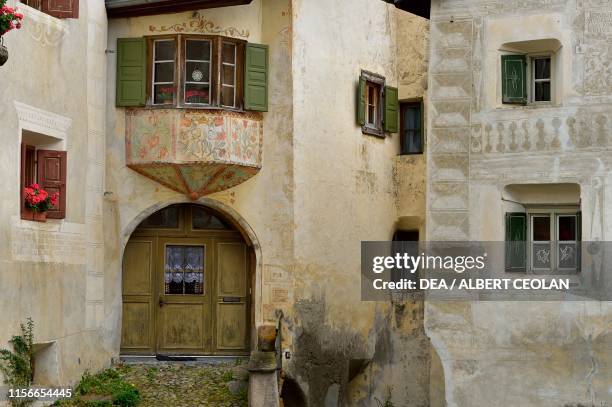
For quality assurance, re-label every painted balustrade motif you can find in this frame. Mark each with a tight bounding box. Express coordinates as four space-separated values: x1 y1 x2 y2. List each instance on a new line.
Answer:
470 112 612 155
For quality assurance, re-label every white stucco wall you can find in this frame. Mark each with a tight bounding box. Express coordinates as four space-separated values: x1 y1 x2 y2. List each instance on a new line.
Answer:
0 0 109 386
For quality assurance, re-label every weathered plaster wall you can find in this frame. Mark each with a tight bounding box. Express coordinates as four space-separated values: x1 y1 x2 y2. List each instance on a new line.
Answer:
104 1 433 405
0 0 109 386
285 2 432 405
395 10 429 238
426 0 612 405
104 0 295 356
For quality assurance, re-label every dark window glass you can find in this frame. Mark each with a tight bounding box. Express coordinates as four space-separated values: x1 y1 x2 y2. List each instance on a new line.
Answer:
184 40 211 105
221 42 237 108
532 216 551 241
153 40 176 105
186 39 210 61
192 206 229 230
533 57 551 102
558 216 576 241
154 40 175 61
534 82 551 102
365 83 381 127
534 58 550 80
139 205 180 229
391 230 419 287
400 102 423 154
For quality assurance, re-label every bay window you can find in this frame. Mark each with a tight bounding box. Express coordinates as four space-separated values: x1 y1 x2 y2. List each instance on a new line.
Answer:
117 36 268 111
146 35 245 109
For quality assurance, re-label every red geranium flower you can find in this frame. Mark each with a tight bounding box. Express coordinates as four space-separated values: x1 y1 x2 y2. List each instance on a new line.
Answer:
23 183 59 213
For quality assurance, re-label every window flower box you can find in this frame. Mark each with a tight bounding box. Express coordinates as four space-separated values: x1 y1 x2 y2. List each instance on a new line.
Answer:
23 183 59 223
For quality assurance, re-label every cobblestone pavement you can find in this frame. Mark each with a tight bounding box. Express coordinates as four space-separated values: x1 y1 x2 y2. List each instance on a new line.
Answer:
120 363 249 407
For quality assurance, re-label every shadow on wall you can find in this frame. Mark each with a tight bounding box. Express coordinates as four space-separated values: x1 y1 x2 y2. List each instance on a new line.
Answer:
430 344 446 407
281 376 307 407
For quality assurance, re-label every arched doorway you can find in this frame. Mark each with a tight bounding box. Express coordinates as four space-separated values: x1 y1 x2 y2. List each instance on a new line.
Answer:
121 204 252 356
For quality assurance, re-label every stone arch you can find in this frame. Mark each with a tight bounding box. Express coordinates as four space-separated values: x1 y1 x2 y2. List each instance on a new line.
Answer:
118 197 264 351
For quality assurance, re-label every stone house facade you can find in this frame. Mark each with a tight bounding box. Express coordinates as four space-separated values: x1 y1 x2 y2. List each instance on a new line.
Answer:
1 0 432 405
426 0 611 405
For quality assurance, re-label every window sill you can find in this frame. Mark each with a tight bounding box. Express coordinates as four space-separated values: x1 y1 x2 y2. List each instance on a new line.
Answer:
398 152 424 156
128 105 253 115
496 102 561 111
361 125 385 138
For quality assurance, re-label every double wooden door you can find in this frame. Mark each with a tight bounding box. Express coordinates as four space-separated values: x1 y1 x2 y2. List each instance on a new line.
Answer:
121 229 250 355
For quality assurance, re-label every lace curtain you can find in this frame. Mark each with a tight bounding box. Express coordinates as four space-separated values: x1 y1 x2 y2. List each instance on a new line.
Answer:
165 245 204 294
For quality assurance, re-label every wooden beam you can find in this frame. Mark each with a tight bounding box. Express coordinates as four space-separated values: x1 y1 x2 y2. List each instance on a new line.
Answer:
106 0 253 18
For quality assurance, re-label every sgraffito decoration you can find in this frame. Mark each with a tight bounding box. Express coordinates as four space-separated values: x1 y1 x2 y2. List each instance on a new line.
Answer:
149 12 249 39
126 109 263 198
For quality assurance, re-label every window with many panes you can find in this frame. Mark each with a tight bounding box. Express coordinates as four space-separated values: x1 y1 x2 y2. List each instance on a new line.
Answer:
501 53 554 105
357 70 398 137
532 56 551 103
400 101 423 154
505 210 580 273
117 36 268 111
147 35 245 109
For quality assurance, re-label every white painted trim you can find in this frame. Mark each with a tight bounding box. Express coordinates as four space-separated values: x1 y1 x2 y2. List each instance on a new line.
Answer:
14 101 72 146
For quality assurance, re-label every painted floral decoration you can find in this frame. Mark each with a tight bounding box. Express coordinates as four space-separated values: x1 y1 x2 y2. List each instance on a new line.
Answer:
0 0 24 36
24 183 59 212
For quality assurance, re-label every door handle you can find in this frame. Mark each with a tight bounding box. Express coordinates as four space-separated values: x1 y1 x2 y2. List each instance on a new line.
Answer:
158 298 165 307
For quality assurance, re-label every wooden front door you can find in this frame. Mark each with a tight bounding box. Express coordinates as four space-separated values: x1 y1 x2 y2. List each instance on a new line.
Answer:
121 204 250 356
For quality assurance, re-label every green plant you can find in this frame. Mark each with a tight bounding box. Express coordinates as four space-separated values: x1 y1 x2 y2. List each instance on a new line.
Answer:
221 370 233 382
145 367 156 383
0 318 35 407
71 368 140 407
112 387 139 407
374 386 395 407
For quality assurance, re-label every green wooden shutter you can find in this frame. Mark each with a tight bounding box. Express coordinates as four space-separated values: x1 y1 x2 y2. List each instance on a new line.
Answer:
505 212 527 272
116 38 146 107
244 43 268 112
357 76 366 126
384 86 399 133
501 54 527 104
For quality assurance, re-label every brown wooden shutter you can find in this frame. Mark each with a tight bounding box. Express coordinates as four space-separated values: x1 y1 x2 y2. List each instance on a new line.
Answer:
20 143 26 216
20 144 37 217
42 0 79 19
37 150 67 219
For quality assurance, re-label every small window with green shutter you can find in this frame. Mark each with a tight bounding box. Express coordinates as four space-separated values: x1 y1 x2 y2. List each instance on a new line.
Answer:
357 70 386 137
505 212 527 272
501 54 527 104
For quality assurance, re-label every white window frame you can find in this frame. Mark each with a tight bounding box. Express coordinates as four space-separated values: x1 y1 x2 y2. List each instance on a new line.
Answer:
527 207 580 273
365 83 378 126
220 41 237 108
530 54 553 104
152 39 177 106
183 38 213 106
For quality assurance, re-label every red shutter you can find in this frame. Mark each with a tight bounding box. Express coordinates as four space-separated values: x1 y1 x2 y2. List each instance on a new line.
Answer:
42 0 79 18
37 150 67 219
